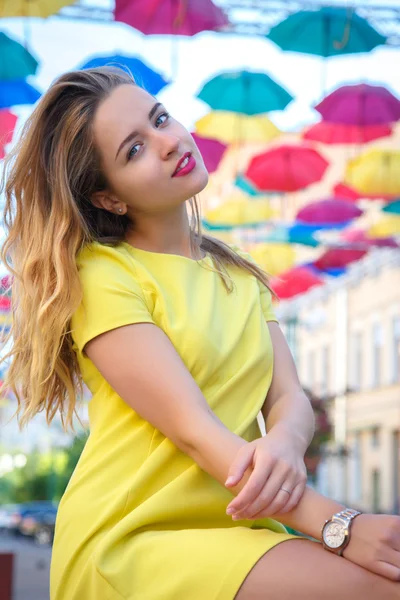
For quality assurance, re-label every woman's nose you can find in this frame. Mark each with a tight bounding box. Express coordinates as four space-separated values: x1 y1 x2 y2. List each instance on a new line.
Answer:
157 132 180 160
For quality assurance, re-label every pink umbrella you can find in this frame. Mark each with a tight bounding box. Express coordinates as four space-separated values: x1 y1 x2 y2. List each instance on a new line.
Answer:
271 266 323 299
246 144 329 192
342 229 399 249
315 84 400 126
314 248 367 270
0 108 17 159
333 182 397 202
303 121 392 144
115 0 228 36
296 198 362 225
191 132 227 173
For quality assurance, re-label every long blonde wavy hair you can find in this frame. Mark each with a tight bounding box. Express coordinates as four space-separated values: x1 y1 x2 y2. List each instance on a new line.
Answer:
0 66 272 433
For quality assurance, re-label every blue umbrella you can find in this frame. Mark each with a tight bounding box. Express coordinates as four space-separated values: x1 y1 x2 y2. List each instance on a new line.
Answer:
264 224 321 247
267 7 386 57
80 55 168 95
197 70 293 115
0 32 39 81
0 80 41 109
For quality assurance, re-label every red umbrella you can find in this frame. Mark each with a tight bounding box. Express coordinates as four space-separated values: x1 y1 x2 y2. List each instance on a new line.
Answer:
0 295 11 311
296 198 362 225
314 248 367 270
271 266 323 299
246 144 329 192
115 0 228 36
0 108 17 159
342 229 399 249
191 132 227 173
303 121 392 145
333 182 397 202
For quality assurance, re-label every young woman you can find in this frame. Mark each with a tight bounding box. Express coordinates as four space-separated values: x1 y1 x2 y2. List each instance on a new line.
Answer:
1 67 399 600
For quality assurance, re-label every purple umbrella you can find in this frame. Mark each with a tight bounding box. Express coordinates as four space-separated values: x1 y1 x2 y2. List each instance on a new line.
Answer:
315 83 400 126
296 198 362 225
191 133 226 174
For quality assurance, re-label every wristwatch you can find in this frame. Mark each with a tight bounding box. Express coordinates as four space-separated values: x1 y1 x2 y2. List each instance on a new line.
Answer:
321 508 363 556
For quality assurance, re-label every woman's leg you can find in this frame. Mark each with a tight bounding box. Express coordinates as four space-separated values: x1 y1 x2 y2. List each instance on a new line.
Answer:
235 539 399 600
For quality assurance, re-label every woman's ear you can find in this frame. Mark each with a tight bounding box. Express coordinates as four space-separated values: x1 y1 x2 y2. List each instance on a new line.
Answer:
91 191 121 214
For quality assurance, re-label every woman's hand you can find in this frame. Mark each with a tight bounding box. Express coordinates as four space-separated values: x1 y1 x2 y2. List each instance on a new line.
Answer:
343 514 400 582
225 424 308 520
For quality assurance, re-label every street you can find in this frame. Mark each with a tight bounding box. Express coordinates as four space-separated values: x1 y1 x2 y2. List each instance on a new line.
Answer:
0 533 51 600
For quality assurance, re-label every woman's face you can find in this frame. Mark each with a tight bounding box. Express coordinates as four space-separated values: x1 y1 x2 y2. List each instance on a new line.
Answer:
92 84 209 215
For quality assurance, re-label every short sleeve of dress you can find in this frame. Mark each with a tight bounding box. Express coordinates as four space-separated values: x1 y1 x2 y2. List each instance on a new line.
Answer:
232 245 278 323
71 243 155 355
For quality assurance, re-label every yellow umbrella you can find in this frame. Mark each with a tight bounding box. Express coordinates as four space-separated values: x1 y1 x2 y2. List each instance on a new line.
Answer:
345 149 400 197
0 0 74 17
195 111 281 144
204 191 275 227
248 243 296 276
368 215 400 238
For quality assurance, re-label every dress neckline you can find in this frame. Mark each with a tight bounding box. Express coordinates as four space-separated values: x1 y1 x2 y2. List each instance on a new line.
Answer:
120 241 209 264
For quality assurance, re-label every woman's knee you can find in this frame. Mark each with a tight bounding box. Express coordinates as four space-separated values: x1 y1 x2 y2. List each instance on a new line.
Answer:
234 538 399 600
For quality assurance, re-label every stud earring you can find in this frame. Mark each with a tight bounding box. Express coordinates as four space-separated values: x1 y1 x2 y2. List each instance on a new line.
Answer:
118 208 123 214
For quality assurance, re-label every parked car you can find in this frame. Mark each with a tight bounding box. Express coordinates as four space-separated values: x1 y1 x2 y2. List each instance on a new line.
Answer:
19 507 58 545
6 501 57 537
0 504 19 533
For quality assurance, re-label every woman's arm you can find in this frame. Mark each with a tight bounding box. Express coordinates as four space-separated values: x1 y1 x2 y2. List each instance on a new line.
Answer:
261 322 315 453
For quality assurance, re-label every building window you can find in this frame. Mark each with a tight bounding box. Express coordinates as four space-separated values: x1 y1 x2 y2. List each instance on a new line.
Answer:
352 331 363 391
372 469 381 513
372 323 383 388
371 426 380 448
320 345 330 398
392 316 400 384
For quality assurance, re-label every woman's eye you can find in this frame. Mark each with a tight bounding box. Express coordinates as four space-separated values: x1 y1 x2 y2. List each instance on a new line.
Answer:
155 112 170 127
127 143 141 160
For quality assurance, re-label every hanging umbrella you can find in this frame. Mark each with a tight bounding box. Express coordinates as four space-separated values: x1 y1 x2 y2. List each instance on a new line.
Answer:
267 7 386 57
271 266 323 299
246 144 329 192
382 199 400 215
342 228 399 249
264 224 321 247
114 0 228 36
345 149 400 196
80 55 168 95
368 215 400 238
197 70 293 115
234 175 263 197
195 111 281 144
315 84 400 126
296 198 362 225
249 243 296 276
0 0 75 17
333 182 396 202
203 191 275 229
191 133 226 174
0 80 41 109
303 121 392 144
314 248 367 270
0 32 39 81
0 109 17 158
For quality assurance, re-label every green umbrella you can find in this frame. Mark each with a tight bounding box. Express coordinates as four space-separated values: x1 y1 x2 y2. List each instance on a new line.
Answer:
197 70 293 115
382 199 400 215
0 32 39 81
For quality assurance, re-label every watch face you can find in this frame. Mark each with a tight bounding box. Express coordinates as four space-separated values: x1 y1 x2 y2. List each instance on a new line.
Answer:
323 522 346 548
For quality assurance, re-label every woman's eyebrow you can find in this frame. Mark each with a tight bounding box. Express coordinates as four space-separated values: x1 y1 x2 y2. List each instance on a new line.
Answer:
115 102 162 160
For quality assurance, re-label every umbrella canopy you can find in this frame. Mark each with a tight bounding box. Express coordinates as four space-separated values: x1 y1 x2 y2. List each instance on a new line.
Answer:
249 243 296 276
246 144 329 192
197 70 293 115
0 0 74 17
234 175 264 197
271 266 323 299
333 182 396 202
115 0 228 36
303 121 392 144
315 84 400 126
0 109 17 158
342 228 399 248
267 7 386 57
296 198 362 225
314 248 367 270
203 192 274 229
264 224 321 247
368 215 400 238
195 111 281 144
382 199 400 215
0 33 39 81
191 133 226 174
80 55 168 95
0 80 41 109
345 149 400 196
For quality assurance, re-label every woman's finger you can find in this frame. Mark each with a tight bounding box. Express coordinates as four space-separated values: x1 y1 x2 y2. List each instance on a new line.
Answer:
276 478 307 515
225 444 255 488
374 560 400 583
235 471 293 519
227 460 274 514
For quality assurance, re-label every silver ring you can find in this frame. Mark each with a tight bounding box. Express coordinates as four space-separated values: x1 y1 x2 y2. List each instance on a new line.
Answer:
280 487 291 495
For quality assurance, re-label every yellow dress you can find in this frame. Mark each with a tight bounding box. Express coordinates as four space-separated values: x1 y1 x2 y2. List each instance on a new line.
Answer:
50 241 305 600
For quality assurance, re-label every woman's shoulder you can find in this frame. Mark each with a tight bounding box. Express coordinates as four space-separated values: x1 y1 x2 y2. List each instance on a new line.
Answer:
76 240 144 284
